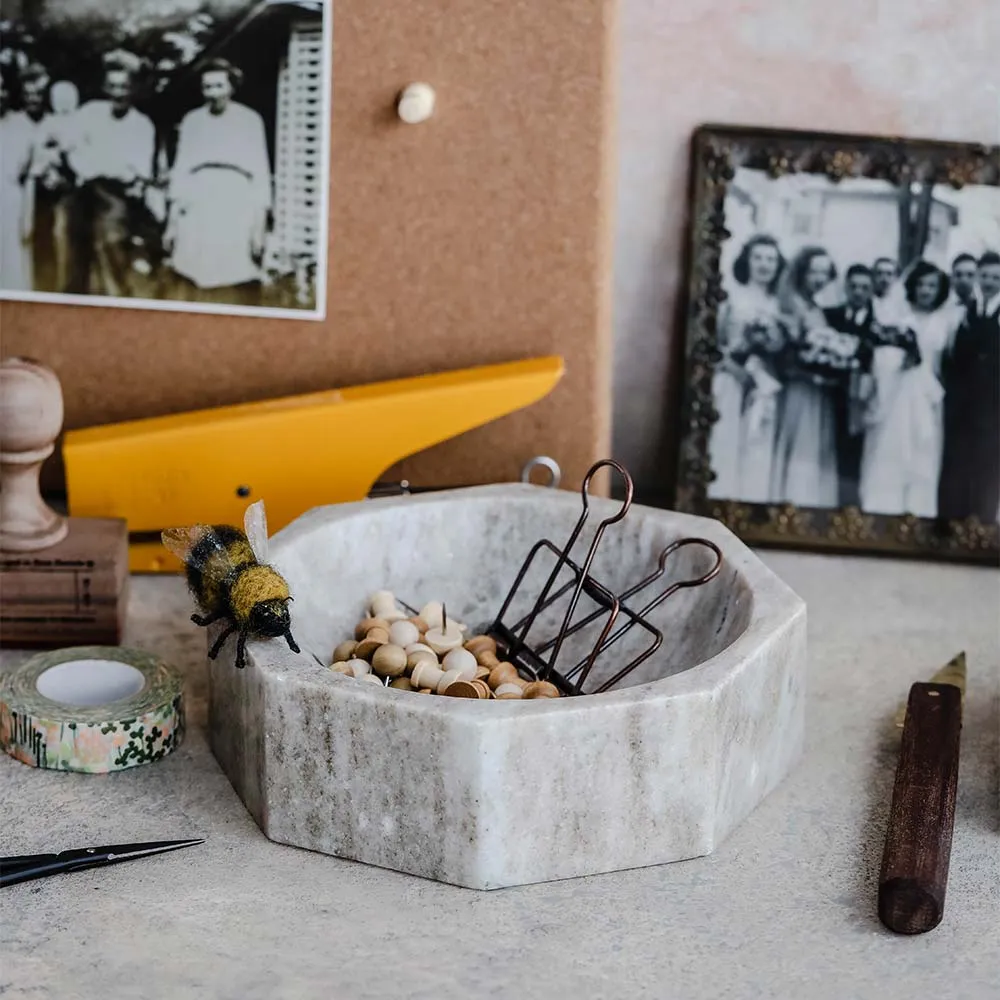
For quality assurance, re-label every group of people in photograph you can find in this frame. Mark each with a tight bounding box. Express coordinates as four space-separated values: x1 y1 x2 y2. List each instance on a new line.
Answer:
0 49 272 305
709 238 1000 524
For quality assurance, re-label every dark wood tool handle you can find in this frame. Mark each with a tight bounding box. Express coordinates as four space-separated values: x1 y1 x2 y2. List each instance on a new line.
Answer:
878 682 962 934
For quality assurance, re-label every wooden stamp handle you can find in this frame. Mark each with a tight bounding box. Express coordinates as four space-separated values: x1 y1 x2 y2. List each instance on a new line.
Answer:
0 357 68 552
878 682 962 934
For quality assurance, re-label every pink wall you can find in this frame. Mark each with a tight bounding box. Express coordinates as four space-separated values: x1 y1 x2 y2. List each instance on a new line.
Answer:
612 0 1000 499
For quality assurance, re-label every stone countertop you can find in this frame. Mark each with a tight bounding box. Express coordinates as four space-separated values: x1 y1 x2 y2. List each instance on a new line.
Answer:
1 552 997 1000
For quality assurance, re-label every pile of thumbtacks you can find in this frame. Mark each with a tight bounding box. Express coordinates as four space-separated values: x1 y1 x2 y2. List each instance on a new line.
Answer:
329 590 561 700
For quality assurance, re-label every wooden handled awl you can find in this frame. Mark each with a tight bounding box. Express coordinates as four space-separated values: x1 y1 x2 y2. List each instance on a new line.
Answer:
878 679 962 935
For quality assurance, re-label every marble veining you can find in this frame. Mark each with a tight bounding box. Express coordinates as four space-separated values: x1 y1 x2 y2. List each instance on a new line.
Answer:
208 484 807 889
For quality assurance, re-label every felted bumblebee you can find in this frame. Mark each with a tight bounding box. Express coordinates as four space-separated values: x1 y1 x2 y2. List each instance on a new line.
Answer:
161 499 300 669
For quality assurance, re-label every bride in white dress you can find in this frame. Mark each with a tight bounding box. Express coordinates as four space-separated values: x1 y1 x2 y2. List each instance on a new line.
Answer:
708 234 786 502
769 247 841 508
860 260 954 517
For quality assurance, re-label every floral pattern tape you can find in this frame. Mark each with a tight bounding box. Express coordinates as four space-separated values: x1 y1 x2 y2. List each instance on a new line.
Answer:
0 646 185 774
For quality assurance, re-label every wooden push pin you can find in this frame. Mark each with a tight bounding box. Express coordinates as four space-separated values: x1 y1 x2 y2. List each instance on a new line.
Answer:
424 602 464 656
406 645 437 671
443 680 479 699
388 620 420 648
332 640 358 663
441 647 477 676
0 357 128 649
522 680 561 699
355 617 389 640
411 660 445 691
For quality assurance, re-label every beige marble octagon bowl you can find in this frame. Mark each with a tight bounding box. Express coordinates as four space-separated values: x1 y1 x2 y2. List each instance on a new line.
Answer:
207 484 806 890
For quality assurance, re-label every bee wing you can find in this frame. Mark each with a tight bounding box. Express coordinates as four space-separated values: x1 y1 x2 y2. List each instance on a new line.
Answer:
243 499 269 563
161 524 230 570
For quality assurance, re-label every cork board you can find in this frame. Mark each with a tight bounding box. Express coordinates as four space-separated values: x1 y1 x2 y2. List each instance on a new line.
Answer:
3 0 617 497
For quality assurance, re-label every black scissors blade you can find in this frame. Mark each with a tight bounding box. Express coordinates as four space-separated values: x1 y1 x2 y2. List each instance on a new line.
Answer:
1 839 204 888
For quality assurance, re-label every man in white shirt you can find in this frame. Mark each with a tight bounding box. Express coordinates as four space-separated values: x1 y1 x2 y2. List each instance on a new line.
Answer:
34 80 87 293
824 264 878 506
949 253 978 307
869 256 898 325
941 253 979 354
14 64 57 292
70 57 155 297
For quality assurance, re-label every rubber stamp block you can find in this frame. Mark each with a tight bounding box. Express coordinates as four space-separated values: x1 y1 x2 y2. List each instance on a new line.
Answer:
0 517 129 648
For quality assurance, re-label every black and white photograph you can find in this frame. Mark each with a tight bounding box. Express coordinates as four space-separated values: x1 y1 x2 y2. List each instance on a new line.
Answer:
0 0 331 319
704 165 1000 528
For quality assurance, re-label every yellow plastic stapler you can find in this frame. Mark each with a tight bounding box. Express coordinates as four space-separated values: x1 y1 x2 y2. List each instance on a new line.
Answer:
63 356 564 573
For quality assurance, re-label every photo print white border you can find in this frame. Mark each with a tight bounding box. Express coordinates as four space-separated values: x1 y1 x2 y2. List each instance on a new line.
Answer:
0 0 333 321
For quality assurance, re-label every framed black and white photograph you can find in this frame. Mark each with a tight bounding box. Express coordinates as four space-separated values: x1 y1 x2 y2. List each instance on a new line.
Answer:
0 0 331 319
676 125 1000 563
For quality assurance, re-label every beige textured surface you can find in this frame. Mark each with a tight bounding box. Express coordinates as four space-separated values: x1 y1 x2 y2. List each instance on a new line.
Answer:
612 0 1000 498
4 0 617 496
1 552 998 999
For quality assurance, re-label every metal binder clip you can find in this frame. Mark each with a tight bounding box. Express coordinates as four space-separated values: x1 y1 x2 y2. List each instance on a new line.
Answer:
483 459 723 696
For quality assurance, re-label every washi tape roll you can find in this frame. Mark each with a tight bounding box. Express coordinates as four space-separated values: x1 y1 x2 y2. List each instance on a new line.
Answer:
0 646 184 774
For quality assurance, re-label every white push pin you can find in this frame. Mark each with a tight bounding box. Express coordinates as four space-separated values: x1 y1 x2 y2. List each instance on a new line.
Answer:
397 82 435 124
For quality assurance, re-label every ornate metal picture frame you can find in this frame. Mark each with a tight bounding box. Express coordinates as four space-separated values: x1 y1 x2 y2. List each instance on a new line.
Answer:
675 125 999 565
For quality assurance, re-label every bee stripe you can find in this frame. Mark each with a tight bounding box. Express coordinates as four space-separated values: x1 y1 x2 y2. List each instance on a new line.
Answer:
188 526 255 616
228 565 290 624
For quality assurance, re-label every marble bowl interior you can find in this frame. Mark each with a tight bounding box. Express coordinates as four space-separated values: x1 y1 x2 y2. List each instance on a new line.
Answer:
271 488 753 693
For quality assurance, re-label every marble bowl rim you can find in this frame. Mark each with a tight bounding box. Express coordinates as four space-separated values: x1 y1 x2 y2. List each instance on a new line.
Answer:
249 483 805 714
